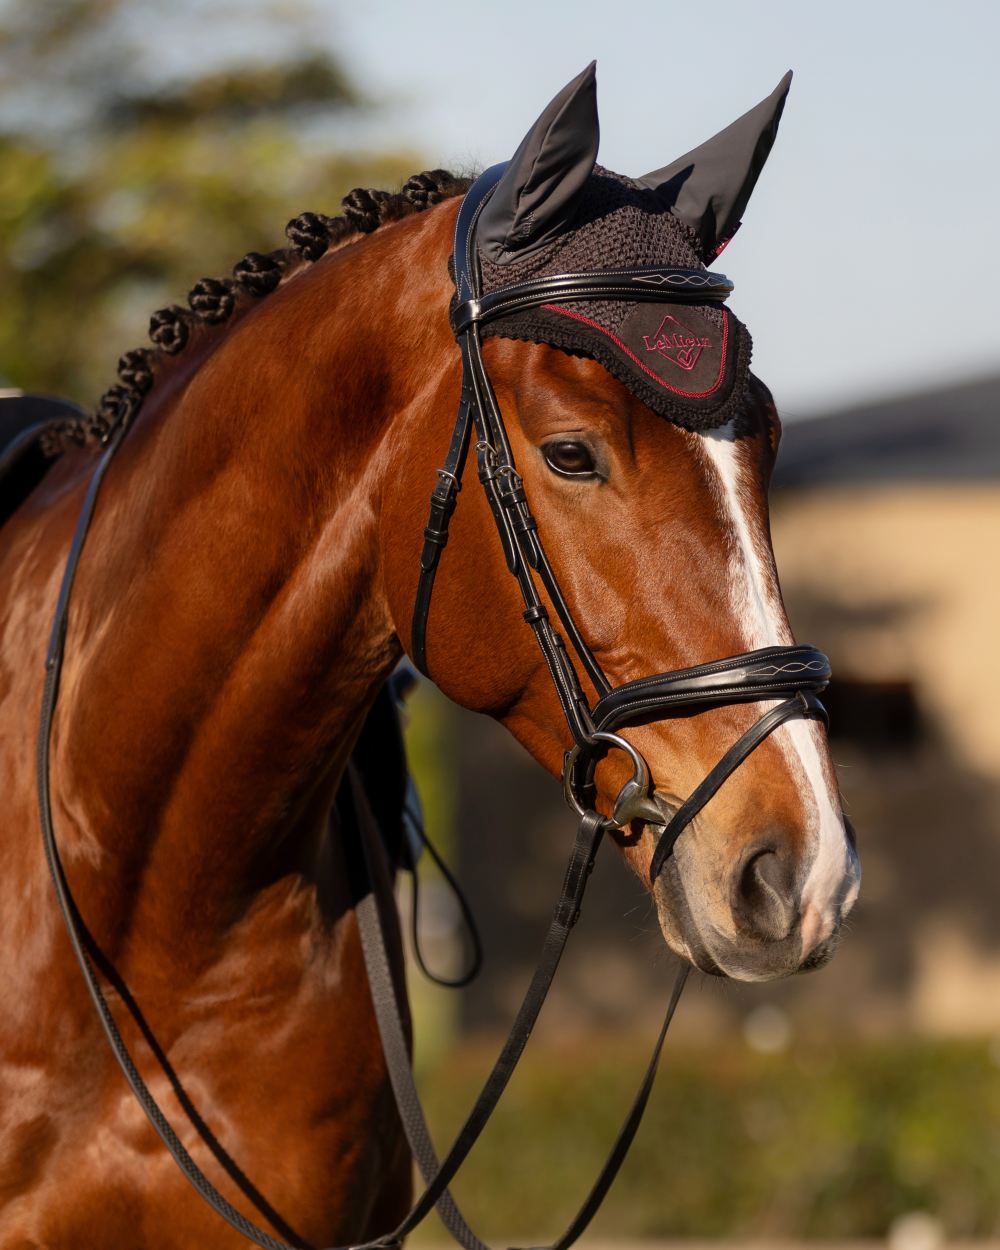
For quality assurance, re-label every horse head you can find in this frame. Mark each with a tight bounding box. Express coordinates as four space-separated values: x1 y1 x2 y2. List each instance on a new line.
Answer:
385 66 860 982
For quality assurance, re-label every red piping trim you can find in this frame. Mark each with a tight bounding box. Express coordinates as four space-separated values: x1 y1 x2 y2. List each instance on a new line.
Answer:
541 304 729 399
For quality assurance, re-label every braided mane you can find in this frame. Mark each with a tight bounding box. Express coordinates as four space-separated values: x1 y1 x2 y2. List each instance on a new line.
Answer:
45 169 471 456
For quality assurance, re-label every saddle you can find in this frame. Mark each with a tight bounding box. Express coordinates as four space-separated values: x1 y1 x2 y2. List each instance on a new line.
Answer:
0 393 85 529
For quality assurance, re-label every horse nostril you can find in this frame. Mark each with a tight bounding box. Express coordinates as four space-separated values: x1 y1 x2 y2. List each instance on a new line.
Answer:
731 846 798 942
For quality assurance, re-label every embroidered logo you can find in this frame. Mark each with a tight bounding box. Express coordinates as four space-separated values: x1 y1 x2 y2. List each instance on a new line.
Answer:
641 314 712 372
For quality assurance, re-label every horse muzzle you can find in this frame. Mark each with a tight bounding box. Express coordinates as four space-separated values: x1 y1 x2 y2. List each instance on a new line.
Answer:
649 803 860 982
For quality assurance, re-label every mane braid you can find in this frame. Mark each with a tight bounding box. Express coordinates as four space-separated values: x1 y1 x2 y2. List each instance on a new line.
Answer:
42 169 471 457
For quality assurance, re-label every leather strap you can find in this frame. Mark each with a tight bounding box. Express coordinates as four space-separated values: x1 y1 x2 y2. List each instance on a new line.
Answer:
39 430 306 1250
378 808 607 1246
350 767 479 1250
411 384 475 674
405 815 484 990
353 783 689 1250
592 645 830 731
513 962 688 1250
647 691 828 883
452 267 732 334
452 164 508 304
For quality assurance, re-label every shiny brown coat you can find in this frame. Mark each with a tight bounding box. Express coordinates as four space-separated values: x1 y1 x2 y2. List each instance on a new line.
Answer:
0 198 855 1246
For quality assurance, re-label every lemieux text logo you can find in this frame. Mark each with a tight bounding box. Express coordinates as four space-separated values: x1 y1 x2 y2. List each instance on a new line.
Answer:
641 314 711 371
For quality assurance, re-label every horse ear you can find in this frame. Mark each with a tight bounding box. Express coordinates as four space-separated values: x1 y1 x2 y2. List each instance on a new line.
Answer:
478 63 599 264
637 72 792 260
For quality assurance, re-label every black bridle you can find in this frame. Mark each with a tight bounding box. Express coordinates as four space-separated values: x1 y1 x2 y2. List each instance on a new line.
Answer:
413 163 831 881
35 164 834 1250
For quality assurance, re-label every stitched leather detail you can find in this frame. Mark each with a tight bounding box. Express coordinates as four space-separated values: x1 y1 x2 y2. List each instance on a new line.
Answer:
593 645 830 731
451 267 732 334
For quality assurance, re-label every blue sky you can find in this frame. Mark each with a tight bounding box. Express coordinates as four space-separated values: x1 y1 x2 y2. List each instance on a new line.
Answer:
325 0 999 417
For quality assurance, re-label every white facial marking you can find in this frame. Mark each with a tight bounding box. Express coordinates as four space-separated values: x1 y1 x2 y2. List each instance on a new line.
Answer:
700 423 856 956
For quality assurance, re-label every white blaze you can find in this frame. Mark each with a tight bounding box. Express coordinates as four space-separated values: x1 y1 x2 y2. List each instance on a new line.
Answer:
700 425 858 950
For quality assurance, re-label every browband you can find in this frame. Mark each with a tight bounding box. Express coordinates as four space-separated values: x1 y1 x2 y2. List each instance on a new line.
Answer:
451 267 733 334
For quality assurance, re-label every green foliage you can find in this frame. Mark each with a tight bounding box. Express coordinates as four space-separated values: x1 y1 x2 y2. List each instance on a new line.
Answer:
412 1036 1000 1242
0 0 421 399
105 54 359 128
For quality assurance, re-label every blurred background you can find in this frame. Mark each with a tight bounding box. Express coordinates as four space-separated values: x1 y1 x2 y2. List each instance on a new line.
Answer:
2 1 998 1246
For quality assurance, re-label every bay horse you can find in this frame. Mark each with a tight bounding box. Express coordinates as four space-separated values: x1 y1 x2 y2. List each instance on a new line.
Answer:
0 68 860 1248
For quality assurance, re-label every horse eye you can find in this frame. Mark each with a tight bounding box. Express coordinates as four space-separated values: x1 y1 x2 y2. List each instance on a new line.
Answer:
543 440 597 478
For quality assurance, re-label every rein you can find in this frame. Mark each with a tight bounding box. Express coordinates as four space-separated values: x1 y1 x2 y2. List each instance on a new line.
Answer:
37 165 830 1249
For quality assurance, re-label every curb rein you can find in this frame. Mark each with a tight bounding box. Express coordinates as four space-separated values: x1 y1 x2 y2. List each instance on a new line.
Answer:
37 164 832 1250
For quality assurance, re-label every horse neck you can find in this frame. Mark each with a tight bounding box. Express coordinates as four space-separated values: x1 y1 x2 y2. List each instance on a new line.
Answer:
51 204 458 945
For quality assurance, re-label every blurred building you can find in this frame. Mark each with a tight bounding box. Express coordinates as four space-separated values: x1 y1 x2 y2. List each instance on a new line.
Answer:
770 370 1000 1037
412 371 1000 1044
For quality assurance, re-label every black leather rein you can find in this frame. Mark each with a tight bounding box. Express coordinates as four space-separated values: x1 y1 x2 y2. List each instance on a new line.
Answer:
412 163 831 881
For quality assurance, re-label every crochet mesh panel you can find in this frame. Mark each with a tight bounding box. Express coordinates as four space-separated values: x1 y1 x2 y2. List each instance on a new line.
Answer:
475 167 752 432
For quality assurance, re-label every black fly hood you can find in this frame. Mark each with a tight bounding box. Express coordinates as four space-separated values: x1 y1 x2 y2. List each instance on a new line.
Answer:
478 166 750 431
464 63 791 433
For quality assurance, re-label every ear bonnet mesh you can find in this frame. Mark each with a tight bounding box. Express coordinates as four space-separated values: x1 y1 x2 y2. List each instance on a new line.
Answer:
476 167 752 432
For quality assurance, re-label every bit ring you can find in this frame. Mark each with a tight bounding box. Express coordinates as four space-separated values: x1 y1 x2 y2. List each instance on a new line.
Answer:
563 731 654 827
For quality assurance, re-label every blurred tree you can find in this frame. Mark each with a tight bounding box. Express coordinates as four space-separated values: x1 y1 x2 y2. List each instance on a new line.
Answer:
0 0 422 398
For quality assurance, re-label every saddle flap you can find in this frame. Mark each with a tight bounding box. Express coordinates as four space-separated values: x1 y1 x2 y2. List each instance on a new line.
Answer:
0 393 86 528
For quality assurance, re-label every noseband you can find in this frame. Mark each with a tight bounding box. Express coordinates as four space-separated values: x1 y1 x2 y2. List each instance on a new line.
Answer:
413 164 830 877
